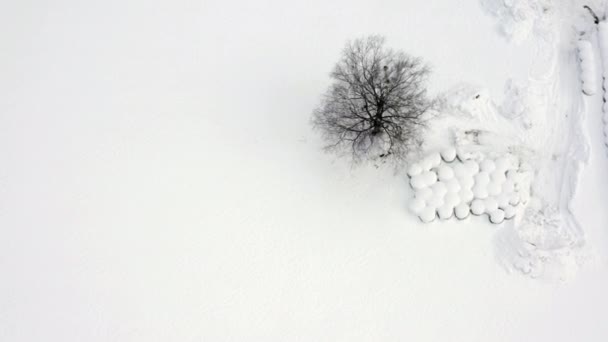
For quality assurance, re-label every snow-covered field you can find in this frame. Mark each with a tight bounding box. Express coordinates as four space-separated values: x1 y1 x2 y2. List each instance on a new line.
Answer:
2 0 608 341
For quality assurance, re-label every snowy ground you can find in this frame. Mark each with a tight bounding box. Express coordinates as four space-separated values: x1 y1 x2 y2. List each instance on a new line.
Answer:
416 0 594 279
2 0 608 341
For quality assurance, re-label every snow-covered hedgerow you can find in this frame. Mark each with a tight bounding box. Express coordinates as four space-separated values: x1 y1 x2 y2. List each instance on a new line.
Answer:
577 40 597 96
408 148 527 224
598 21 608 146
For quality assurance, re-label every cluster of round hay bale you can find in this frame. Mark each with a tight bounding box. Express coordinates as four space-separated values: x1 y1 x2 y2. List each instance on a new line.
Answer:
408 148 525 224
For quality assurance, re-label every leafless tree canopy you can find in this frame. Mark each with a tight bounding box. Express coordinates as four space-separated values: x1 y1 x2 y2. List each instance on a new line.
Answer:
312 36 431 165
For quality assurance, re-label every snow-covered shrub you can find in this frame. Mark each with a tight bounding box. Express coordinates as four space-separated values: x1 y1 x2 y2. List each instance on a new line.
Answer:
480 0 554 43
577 40 597 96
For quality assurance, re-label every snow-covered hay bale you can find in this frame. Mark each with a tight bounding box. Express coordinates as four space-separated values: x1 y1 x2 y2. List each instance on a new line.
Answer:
454 203 470 220
437 165 454 181
491 169 507 184
459 188 474 203
440 147 457 162
437 204 454 220
503 205 516 220
422 171 437 187
463 160 479 174
472 184 489 200
470 199 485 216
444 192 460 207
487 182 502 196
410 174 427 190
425 152 441 169
407 152 528 224
577 40 597 96
445 178 461 193
474 171 490 185
407 163 423 177
415 187 433 201
489 209 505 224
419 206 436 223
484 197 498 213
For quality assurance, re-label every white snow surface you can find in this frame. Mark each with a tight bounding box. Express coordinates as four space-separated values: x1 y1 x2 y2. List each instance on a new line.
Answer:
2 0 608 341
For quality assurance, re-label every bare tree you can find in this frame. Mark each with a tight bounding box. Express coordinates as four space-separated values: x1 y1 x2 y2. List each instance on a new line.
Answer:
312 35 432 165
